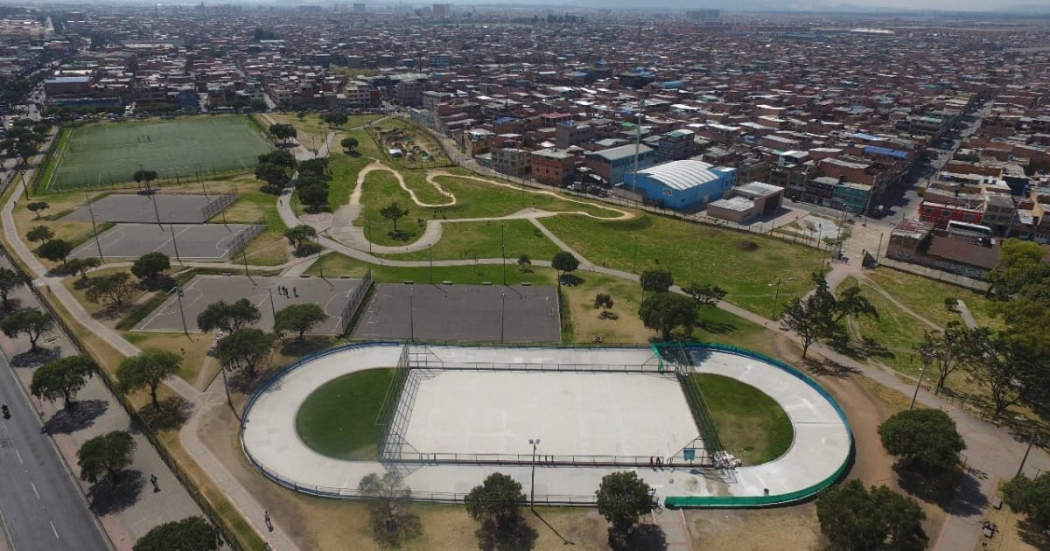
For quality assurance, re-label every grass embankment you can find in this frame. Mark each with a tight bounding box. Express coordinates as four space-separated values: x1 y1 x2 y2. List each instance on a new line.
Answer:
695 374 793 465
543 213 822 316
378 219 561 262
295 368 395 460
865 268 1001 329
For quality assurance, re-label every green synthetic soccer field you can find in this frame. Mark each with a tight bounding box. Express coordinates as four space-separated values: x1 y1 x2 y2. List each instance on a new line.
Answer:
45 116 271 190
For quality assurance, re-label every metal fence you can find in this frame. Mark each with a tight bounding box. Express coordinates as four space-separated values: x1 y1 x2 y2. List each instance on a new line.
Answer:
381 450 714 469
226 223 265 260
0 243 246 549
338 268 373 334
656 343 724 456
199 194 237 220
376 343 413 461
879 257 990 292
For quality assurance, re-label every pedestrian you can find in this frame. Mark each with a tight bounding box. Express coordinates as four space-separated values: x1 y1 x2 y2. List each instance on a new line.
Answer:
293 287 298 297
264 511 272 532
150 474 160 492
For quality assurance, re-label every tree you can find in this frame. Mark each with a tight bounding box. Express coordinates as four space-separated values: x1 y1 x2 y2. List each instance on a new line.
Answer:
966 332 1048 419
274 303 328 341
595 471 653 536
680 281 726 308
0 267 29 309
215 328 276 377
323 112 349 126
986 239 1048 300
594 293 614 313
464 472 526 531
133 517 221 551
269 123 297 144
1002 473 1050 532
380 202 410 234
117 349 181 408
878 408 966 477
639 268 674 293
1 308 55 352
816 480 927 551
67 257 101 281
298 157 329 177
131 252 170 282
196 299 261 333
85 272 136 308
359 472 421 547
133 169 159 190
77 431 135 484
831 285 879 324
254 162 289 193
517 254 531 272
341 136 359 154
30 355 96 408
298 184 329 212
780 286 836 359
38 238 73 267
551 251 580 283
26 224 53 243
27 201 49 219
285 224 317 252
258 149 296 168
638 292 697 341
926 322 984 394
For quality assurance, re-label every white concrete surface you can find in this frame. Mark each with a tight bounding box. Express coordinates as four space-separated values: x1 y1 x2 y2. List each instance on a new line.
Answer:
241 343 851 503
404 371 697 458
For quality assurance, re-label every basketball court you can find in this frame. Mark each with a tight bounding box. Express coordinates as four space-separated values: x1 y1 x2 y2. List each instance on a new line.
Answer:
69 223 259 261
63 194 234 224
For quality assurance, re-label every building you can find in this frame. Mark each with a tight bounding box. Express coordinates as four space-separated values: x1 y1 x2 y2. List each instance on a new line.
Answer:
707 181 784 223
585 144 656 185
555 123 593 149
624 159 737 211
531 148 576 186
831 182 874 214
656 129 697 162
492 148 531 177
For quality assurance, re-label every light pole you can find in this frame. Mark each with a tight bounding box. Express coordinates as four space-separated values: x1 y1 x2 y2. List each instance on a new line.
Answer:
910 341 936 410
769 278 785 320
175 285 188 335
169 224 183 265
500 290 506 343
408 289 415 342
632 236 638 274
529 438 541 510
1017 428 1039 479
267 286 277 318
875 231 884 264
84 190 104 261
501 224 506 286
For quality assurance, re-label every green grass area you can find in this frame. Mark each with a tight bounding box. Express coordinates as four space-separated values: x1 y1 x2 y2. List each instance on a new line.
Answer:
401 169 453 205
294 368 395 460
694 373 793 465
46 116 271 191
542 214 822 316
34 127 68 193
377 219 561 262
308 252 556 287
865 268 1001 330
358 169 425 245
838 276 929 376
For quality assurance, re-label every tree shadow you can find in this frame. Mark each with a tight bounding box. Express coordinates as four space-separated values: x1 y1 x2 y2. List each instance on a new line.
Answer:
369 509 423 548
9 346 61 367
894 463 988 516
138 396 193 431
475 517 538 551
139 276 175 293
279 336 330 358
87 469 144 516
530 509 574 546
1017 517 1050 549
802 358 857 378
227 369 261 395
45 399 108 434
608 524 668 551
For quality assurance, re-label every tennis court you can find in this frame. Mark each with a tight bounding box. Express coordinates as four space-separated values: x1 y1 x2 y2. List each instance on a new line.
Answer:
46 116 271 190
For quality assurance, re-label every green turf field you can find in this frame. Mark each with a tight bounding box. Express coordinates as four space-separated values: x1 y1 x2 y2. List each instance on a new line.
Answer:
295 368 395 460
47 116 271 190
694 373 793 465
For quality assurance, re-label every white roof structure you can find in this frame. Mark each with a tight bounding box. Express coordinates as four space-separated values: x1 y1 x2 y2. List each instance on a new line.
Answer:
636 160 721 191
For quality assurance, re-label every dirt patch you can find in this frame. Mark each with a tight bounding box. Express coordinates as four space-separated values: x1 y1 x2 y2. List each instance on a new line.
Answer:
737 240 759 252
688 505 821 550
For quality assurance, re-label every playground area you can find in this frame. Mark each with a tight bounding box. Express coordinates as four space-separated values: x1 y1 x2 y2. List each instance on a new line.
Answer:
69 223 260 261
241 342 852 506
351 283 560 343
44 116 271 190
135 275 368 335
63 193 235 224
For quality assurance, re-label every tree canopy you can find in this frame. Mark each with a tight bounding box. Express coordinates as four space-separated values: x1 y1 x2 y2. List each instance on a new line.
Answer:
464 472 526 529
0 266 29 309
38 238 73 267
85 272 136 308
341 136 359 153
551 251 580 280
380 202 410 234
595 471 653 536
878 408 965 477
639 268 674 293
359 472 421 547
1002 472 1050 532
131 252 171 282
816 480 927 551
638 292 697 341
77 431 136 484
117 349 181 408
133 517 221 551
1 307 55 351
680 281 727 308
25 225 53 243
274 303 328 340
196 299 261 333
284 224 317 249
31 355 96 409
215 328 276 377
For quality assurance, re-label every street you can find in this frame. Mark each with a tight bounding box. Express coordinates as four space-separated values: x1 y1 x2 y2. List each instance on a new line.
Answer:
0 355 110 551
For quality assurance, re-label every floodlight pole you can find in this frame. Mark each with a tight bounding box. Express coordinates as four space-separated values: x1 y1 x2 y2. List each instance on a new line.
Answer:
268 286 277 318
175 285 188 335
152 192 162 226
169 224 183 265
1017 428 1039 479
632 236 638 274
770 278 783 320
910 350 933 410
241 245 250 278
428 246 433 284
501 224 506 286
408 291 415 341
529 438 540 510
500 290 506 343
630 94 643 195
85 190 104 261
317 238 325 280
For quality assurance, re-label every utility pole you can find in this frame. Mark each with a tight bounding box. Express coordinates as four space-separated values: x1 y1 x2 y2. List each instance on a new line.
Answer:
175 285 188 335
428 246 433 284
267 286 277 318
500 290 506 342
85 190 104 261
630 94 643 195
911 342 936 410
501 224 506 286
632 236 638 274
529 438 541 510
1017 429 1039 479
770 278 783 320
169 224 183 265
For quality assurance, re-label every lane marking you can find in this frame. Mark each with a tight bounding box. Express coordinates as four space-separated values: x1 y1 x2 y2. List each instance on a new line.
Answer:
14 448 22 465
30 482 39 499
50 520 59 539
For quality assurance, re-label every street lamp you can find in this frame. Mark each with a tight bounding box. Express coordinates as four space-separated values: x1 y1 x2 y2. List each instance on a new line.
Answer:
768 277 792 320
910 339 937 410
529 438 541 510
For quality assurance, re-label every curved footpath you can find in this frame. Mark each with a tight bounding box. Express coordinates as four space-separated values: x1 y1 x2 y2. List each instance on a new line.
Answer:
241 342 852 506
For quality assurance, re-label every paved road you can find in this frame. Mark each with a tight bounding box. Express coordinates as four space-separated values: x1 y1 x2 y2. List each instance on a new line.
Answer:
0 356 110 551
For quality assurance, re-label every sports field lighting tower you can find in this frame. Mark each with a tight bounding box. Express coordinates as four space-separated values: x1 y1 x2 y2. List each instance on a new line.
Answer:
630 94 644 194
529 438 541 509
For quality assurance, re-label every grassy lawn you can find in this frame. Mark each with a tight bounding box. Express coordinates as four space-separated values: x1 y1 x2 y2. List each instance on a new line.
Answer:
433 172 621 219
295 368 394 460
695 373 794 465
865 268 1001 330
401 169 453 205
357 169 427 245
838 276 930 376
306 252 556 287
542 213 822 316
124 331 214 384
377 219 561 262
328 150 376 211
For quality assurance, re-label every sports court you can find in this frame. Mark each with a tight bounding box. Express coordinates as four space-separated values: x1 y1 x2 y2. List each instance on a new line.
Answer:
351 284 560 342
403 370 698 458
135 275 364 335
69 223 260 261
46 116 271 190
63 194 234 224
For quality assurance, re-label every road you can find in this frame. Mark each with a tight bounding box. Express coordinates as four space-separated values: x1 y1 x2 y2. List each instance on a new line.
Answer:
0 356 110 551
